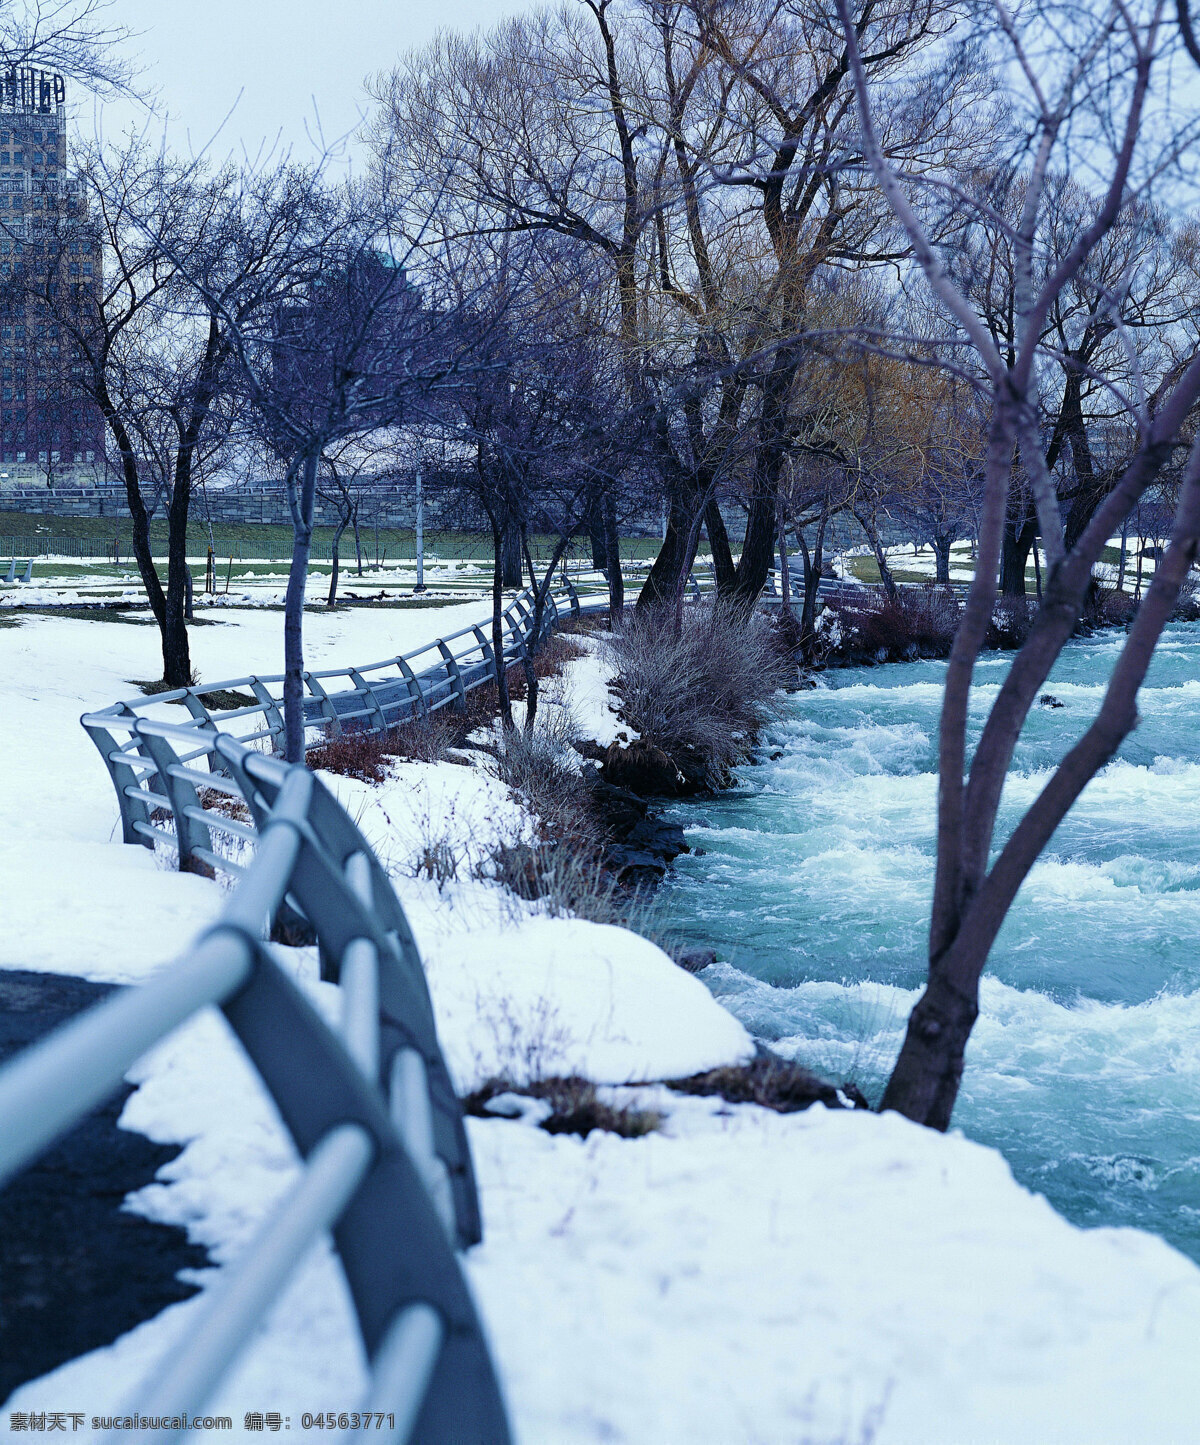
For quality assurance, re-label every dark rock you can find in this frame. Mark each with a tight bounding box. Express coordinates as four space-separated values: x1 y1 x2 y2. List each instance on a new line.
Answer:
675 946 718 974
623 815 689 861
610 853 668 886
589 778 649 832
1038 693 1065 708
601 738 686 796
572 738 608 763
840 1081 872 1110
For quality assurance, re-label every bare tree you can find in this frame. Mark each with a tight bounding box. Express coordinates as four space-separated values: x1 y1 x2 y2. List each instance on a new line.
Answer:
835 0 1200 1127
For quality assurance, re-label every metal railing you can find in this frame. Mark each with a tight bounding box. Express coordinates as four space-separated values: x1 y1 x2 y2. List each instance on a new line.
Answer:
80 581 587 868
0 592 611 1440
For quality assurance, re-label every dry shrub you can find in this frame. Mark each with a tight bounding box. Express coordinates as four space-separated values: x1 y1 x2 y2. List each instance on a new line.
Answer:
1173 574 1200 621
463 1075 662 1139
1085 585 1138 628
196 787 251 824
818 587 960 663
607 603 792 785
987 595 1038 650
504 632 589 701
490 708 602 851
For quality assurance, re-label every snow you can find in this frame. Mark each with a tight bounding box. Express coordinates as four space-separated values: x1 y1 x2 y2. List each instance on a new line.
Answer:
423 918 753 1090
4 599 1200 1443
553 641 636 747
466 1097 1200 1444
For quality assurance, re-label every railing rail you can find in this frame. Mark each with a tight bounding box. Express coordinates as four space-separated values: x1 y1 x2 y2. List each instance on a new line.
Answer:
0 594 584 1440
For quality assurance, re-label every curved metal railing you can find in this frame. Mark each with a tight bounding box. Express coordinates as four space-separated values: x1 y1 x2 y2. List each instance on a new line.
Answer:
0 586 605 1442
81 581 585 870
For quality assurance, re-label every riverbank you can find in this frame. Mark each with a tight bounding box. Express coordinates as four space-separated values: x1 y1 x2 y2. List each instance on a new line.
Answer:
657 620 1200 1267
5 604 1200 1441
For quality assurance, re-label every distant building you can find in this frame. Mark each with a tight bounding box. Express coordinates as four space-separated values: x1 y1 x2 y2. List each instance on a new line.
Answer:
0 65 102 488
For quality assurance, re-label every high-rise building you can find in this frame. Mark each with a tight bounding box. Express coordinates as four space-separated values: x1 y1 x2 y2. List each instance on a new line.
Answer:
0 65 101 485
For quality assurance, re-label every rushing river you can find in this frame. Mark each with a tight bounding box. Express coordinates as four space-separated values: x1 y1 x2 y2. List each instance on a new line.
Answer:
659 620 1200 1262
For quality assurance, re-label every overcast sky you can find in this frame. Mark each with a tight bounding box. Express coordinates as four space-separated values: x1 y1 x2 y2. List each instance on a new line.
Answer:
83 0 529 167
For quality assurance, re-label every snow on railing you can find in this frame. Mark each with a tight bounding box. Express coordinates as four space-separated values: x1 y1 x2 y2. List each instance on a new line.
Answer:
0 586 609 1443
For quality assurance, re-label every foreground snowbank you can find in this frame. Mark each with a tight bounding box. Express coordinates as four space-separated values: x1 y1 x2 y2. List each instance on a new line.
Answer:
468 1096 1200 1444
4 609 1200 1443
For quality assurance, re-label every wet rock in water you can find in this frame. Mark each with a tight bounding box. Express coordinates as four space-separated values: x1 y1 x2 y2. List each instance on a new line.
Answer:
588 774 689 887
675 946 718 974
1038 693 1065 708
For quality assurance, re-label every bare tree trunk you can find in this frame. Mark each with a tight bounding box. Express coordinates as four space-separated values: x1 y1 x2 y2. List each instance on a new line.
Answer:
328 510 349 607
499 513 523 589
489 514 514 731
603 490 624 623
705 497 737 592
1000 505 1037 597
283 449 318 763
776 506 792 619
933 534 952 586
853 508 898 601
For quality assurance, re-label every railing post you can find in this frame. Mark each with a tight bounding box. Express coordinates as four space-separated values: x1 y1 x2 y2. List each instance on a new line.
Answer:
248 677 286 753
81 706 151 847
303 672 342 740
471 625 498 687
180 692 224 773
396 656 428 719
134 724 215 875
349 668 389 736
437 640 467 713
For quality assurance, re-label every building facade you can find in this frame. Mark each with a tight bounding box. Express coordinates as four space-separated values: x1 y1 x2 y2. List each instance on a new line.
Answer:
0 65 102 487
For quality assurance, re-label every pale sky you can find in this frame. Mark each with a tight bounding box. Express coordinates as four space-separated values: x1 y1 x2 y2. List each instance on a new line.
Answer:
81 0 530 168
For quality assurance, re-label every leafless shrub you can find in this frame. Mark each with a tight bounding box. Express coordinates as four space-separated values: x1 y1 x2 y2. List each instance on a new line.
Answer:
1085 585 1138 628
986 596 1038 651
490 708 602 852
478 836 642 928
607 603 792 785
1173 574 1200 622
817 587 961 663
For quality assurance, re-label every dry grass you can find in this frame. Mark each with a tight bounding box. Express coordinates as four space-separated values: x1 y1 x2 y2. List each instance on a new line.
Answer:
819 587 961 663
668 1053 869 1112
463 1075 662 1139
307 711 464 782
1174 574 1200 621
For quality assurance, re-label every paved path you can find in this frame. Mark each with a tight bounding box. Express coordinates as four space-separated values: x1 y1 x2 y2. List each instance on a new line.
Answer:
0 971 210 1399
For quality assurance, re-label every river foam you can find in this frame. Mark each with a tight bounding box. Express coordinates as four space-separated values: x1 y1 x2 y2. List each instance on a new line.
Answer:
661 620 1200 1261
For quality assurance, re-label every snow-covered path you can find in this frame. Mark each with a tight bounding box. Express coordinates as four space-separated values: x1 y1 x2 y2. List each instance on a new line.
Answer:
3 604 1200 1443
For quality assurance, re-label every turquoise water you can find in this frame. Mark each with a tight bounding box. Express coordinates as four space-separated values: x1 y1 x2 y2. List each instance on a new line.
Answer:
660 622 1200 1260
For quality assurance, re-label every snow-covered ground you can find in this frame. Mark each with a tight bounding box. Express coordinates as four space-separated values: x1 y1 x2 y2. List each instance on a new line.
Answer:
3 603 1200 1443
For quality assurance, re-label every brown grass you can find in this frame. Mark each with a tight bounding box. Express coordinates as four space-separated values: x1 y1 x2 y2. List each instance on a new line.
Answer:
307 711 465 782
463 1075 662 1139
668 1054 869 1112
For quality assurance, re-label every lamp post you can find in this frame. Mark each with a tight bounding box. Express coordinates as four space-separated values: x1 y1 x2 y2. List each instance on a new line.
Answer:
414 466 426 593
